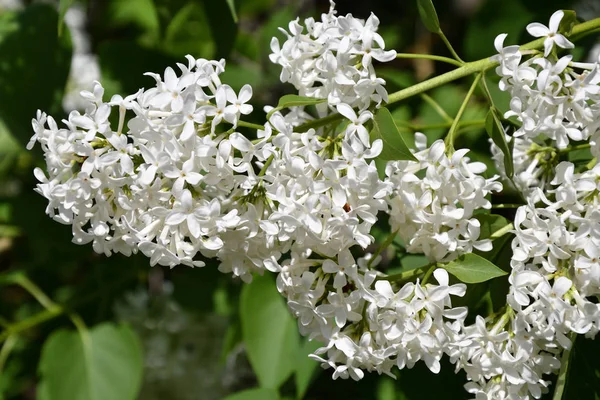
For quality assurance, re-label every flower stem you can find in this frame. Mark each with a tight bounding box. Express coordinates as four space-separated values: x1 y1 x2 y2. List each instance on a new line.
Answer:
558 143 591 154
490 222 514 240
396 52 463 67
237 120 265 131
444 73 482 152
438 31 465 63
258 155 274 177
368 230 399 268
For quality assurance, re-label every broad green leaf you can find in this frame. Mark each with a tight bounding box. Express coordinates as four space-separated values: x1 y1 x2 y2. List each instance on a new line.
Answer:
376 378 396 400
295 339 321 399
443 253 507 284
240 274 299 389
267 95 326 119
226 0 238 23
485 108 514 178
416 0 441 33
370 107 417 161
57 0 74 36
224 388 279 400
558 10 577 37
38 323 143 400
0 4 72 147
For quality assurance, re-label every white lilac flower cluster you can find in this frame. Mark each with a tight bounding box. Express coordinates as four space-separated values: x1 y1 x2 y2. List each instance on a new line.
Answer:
269 1 396 113
30 3 600 399
387 133 502 262
450 162 600 400
454 10 600 399
28 2 402 285
278 249 469 381
491 10 600 198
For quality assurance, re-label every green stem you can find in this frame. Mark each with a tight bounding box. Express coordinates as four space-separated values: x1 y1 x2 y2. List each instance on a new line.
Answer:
421 264 437 285
438 31 465 63
377 262 437 283
368 230 399 268
490 222 514 240
420 93 453 123
397 119 485 131
445 73 482 152
0 334 18 375
0 306 63 343
2 272 58 312
237 120 265 131
258 155 274 177
559 143 591 153
396 52 463 67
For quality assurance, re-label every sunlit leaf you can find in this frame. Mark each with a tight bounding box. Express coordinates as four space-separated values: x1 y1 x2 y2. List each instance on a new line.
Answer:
295 339 321 399
416 0 440 33
226 0 239 23
240 274 299 389
370 107 417 161
443 253 507 284
38 323 143 400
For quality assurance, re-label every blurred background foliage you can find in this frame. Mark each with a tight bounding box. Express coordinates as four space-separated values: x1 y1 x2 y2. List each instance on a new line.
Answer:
0 0 599 399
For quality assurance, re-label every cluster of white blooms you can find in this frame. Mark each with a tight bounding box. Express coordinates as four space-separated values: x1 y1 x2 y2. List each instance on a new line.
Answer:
491 10 600 197
452 162 600 399
29 3 600 399
276 250 468 380
386 133 502 262
29 3 398 284
269 1 396 113
459 11 600 398
30 57 256 271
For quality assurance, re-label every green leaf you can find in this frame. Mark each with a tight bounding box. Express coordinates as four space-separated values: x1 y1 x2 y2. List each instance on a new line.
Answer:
240 274 299 389
226 0 238 23
295 339 321 399
38 323 143 400
443 253 508 284
370 107 417 161
485 108 514 178
224 388 279 400
267 95 326 119
276 95 327 109
558 10 577 37
416 0 441 33
57 0 75 36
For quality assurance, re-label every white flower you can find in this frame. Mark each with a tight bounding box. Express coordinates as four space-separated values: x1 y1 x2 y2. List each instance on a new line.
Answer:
526 10 574 57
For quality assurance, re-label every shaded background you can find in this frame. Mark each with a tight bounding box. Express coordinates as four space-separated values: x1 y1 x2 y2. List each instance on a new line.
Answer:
0 0 599 399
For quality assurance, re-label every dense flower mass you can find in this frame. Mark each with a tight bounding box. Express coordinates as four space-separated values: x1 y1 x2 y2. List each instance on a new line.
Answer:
28 4 600 400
